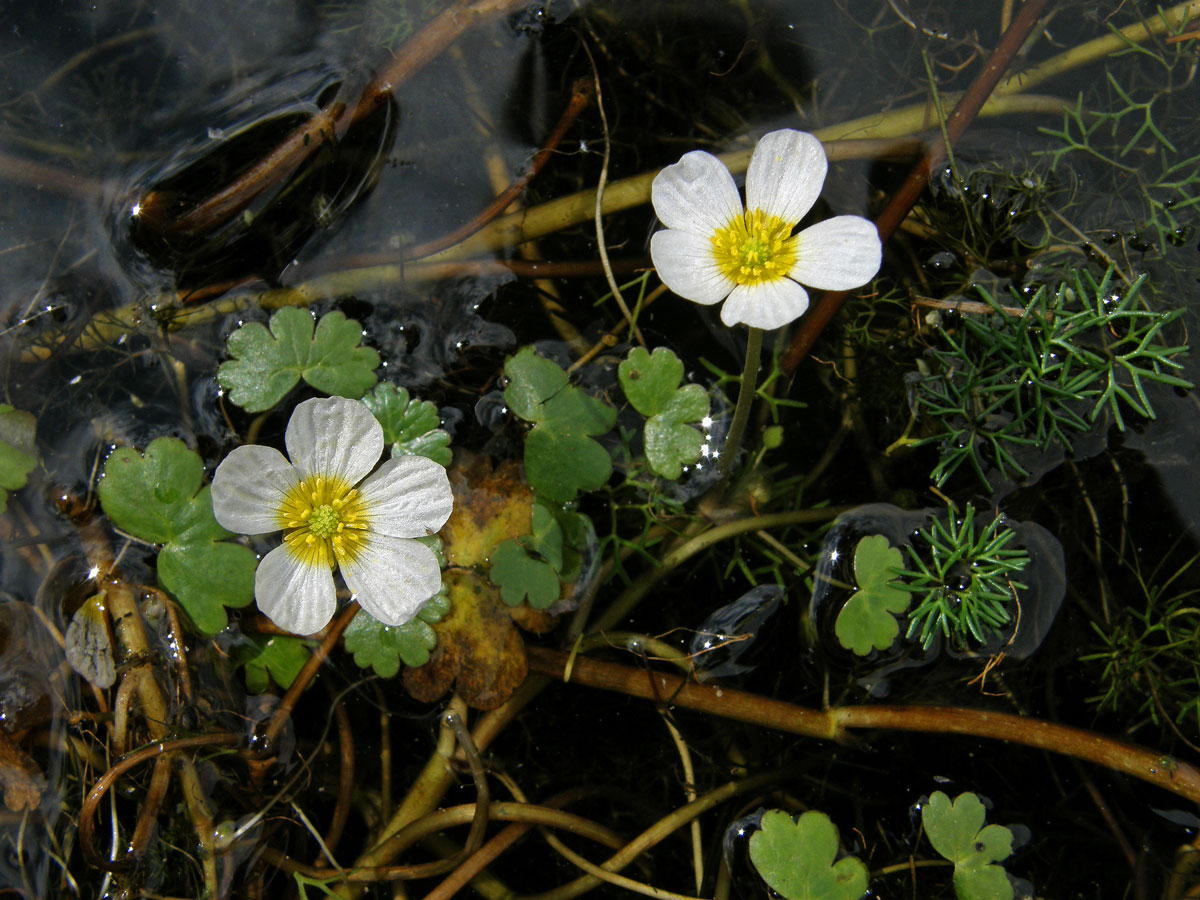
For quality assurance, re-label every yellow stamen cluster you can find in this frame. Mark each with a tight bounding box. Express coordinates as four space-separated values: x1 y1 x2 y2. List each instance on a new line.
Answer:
277 475 369 569
711 208 798 286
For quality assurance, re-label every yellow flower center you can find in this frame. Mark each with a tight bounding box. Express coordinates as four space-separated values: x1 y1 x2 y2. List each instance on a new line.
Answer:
277 475 369 569
711 208 799 286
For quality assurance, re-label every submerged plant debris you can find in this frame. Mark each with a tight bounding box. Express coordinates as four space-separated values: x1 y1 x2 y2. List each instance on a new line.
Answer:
2 2 1200 898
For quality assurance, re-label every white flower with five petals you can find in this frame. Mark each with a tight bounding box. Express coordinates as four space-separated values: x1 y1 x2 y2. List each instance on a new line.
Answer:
211 397 454 635
649 129 882 330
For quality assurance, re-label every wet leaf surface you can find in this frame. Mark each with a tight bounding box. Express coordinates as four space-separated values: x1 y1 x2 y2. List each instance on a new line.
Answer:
361 383 452 466
344 590 450 677
0 405 38 513
504 347 616 501
218 308 380 412
835 534 909 655
97 437 256 634
749 809 869 900
923 791 1015 900
619 346 709 479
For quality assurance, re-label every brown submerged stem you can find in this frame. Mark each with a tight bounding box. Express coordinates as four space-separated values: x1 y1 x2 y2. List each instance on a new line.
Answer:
779 0 1052 375
526 647 1200 807
260 601 361 755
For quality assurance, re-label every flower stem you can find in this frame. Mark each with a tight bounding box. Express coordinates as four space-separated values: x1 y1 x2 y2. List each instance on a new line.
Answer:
717 326 763 480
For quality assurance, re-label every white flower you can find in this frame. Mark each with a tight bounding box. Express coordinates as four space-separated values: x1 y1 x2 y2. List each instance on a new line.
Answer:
211 397 454 635
649 129 882 330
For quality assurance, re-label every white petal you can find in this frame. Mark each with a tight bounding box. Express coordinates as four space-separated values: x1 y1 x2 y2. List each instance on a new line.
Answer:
745 130 827 224
720 279 810 330
285 397 383 485
651 150 743 236
650 230 735 305
790 216 882 290
211 444 298 535
341 532 442 626
357 456 454 538
255 543 337 635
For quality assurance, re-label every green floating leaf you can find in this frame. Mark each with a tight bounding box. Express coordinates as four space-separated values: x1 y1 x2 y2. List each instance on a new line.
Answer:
618 346 710 479
551 505 594 584
923 791 1015 900
239 635 311 693
503 348 616 502
97 437 255 634
217 308 380 412
749 809 869 900
835 534 910 655
361 383 452 466
0 405 38 514
490 539 560 609
344 589 450 677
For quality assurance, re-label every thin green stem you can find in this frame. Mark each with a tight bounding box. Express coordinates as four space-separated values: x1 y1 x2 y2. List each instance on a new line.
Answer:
718 326 763 480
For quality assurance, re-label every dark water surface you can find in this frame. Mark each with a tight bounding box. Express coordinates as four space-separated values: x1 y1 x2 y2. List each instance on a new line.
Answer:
3 1 1200 897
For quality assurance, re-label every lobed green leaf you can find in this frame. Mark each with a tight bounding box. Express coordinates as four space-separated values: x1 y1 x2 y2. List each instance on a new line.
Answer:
97 438 255 634
504 348 616 501
0 405 38 513
218 308 380 412
923 791 1015 900
344 590 450 677
749 809 869 900
239 636 311 693
361 383 452 466
619 347 710 479
835 534 910 655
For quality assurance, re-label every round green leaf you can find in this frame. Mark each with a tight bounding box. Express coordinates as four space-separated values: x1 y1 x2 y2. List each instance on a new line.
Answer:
619 346 684 416
344 592 449 676
489 539 560 609
218 308 379 412
98 439 255 634
923 791 1015 900
0 405 38 512
749 809 869 900
361 383 452 466
835 534 910 655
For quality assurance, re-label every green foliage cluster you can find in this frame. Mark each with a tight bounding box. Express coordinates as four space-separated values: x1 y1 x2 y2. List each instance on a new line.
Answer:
618 347 710 479
344 589 451 677
901 503 1029 650
1081 548 1200 739
97 437 256 634
504 345 711 501
909 267 1190 490
237 635 311 693
503 348 617 502
218 308 380 412
748 793 1017 900
490 503 564 609
361 382 452 466
1038 70 1200 255
832 505 1031 656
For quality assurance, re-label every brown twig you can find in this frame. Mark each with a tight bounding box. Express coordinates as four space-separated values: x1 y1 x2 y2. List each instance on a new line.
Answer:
526 646 1200 806
260 601 361 755
419 788 620 900
780 0 1052 374
127 756 173 857
320 690 355 862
